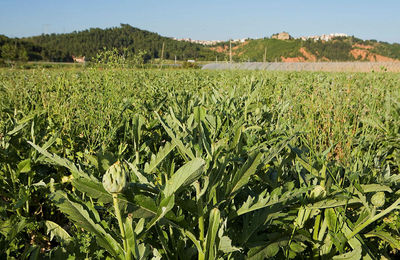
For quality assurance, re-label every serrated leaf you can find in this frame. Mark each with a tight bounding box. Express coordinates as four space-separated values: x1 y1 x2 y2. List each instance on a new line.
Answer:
28 141 88 179
234 186 312 217
50 191 124 259
163 158 205 197
155 112 195 161
144 141 176 174
227 151 262 197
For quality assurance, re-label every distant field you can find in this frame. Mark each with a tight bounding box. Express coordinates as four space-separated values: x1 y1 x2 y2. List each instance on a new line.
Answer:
203 61 400 72
1 69 400 259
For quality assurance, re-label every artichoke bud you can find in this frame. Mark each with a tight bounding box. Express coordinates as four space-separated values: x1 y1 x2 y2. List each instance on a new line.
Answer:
371 192 385 208
102 161 128 194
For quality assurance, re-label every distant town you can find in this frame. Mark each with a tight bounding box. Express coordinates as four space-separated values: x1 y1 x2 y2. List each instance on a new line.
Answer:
172 38 246 46
174 32 349 45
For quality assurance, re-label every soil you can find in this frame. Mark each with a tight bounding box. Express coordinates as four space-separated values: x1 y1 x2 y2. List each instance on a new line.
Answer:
210 45 229 53
232 41 249 50
352 44 374 49
210 41 249 54
299 47 317 61
350 48 397 61
351 49 369 60
281 56 305 62
371 54 397 62
280 47 316 62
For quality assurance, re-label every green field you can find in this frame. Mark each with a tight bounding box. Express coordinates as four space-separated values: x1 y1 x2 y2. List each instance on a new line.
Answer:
1 68 399 259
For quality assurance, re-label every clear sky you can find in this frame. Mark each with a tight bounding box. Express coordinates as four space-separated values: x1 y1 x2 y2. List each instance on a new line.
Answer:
1 0 399 43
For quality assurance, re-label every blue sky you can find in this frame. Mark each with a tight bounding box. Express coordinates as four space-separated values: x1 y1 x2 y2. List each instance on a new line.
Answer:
1 0 399 43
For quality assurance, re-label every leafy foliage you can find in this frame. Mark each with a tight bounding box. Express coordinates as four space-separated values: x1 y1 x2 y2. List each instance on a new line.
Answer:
0 68 399 259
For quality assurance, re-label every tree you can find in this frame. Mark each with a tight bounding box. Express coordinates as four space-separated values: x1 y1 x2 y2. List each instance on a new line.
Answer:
1 43 18 61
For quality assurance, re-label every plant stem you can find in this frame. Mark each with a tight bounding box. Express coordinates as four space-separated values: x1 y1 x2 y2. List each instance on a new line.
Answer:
195 182 205 260
347 197 400 240
112 193 127 254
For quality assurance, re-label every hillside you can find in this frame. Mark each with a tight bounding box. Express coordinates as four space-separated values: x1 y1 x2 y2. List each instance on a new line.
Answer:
212 37 400 62
17 24 226 62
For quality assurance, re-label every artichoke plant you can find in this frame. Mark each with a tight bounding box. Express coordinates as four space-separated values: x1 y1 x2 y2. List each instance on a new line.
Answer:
103 160 130 259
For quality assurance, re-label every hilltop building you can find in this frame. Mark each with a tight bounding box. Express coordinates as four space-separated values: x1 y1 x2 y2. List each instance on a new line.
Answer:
300 33 348 41
271 32 292 40
173 38 247 46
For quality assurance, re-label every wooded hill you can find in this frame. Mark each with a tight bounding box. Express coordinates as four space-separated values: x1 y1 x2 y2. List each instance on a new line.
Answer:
1 24 400 63
1 24 226 62
215 37 400 62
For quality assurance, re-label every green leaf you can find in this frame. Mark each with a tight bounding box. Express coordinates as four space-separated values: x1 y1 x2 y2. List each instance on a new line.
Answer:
325 208 337 232
143 141 176 174
194 106 206 123
227 151 262 197
219 236 240 253
365 231 400 249
163 158 205 197
45 220 71 245
146 195 175 229
308 198 362 209
28 141 88 179
332 246 361 260
17 159 31 173
247 243 280 260
124 216 139 259
7 122 28 136
155 112 195 161
359 184 392 193
72 177 112 203
347 197 400 240
295 153 320 178
132 114 144 149
205 208 221 260
50 191 124 259
289 242 305 253
97 150 117 174
234 186 312 217
230 124 243 150
0 216 27 241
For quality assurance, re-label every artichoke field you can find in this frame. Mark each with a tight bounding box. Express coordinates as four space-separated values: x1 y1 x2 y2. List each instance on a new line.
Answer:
0 69 399 259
